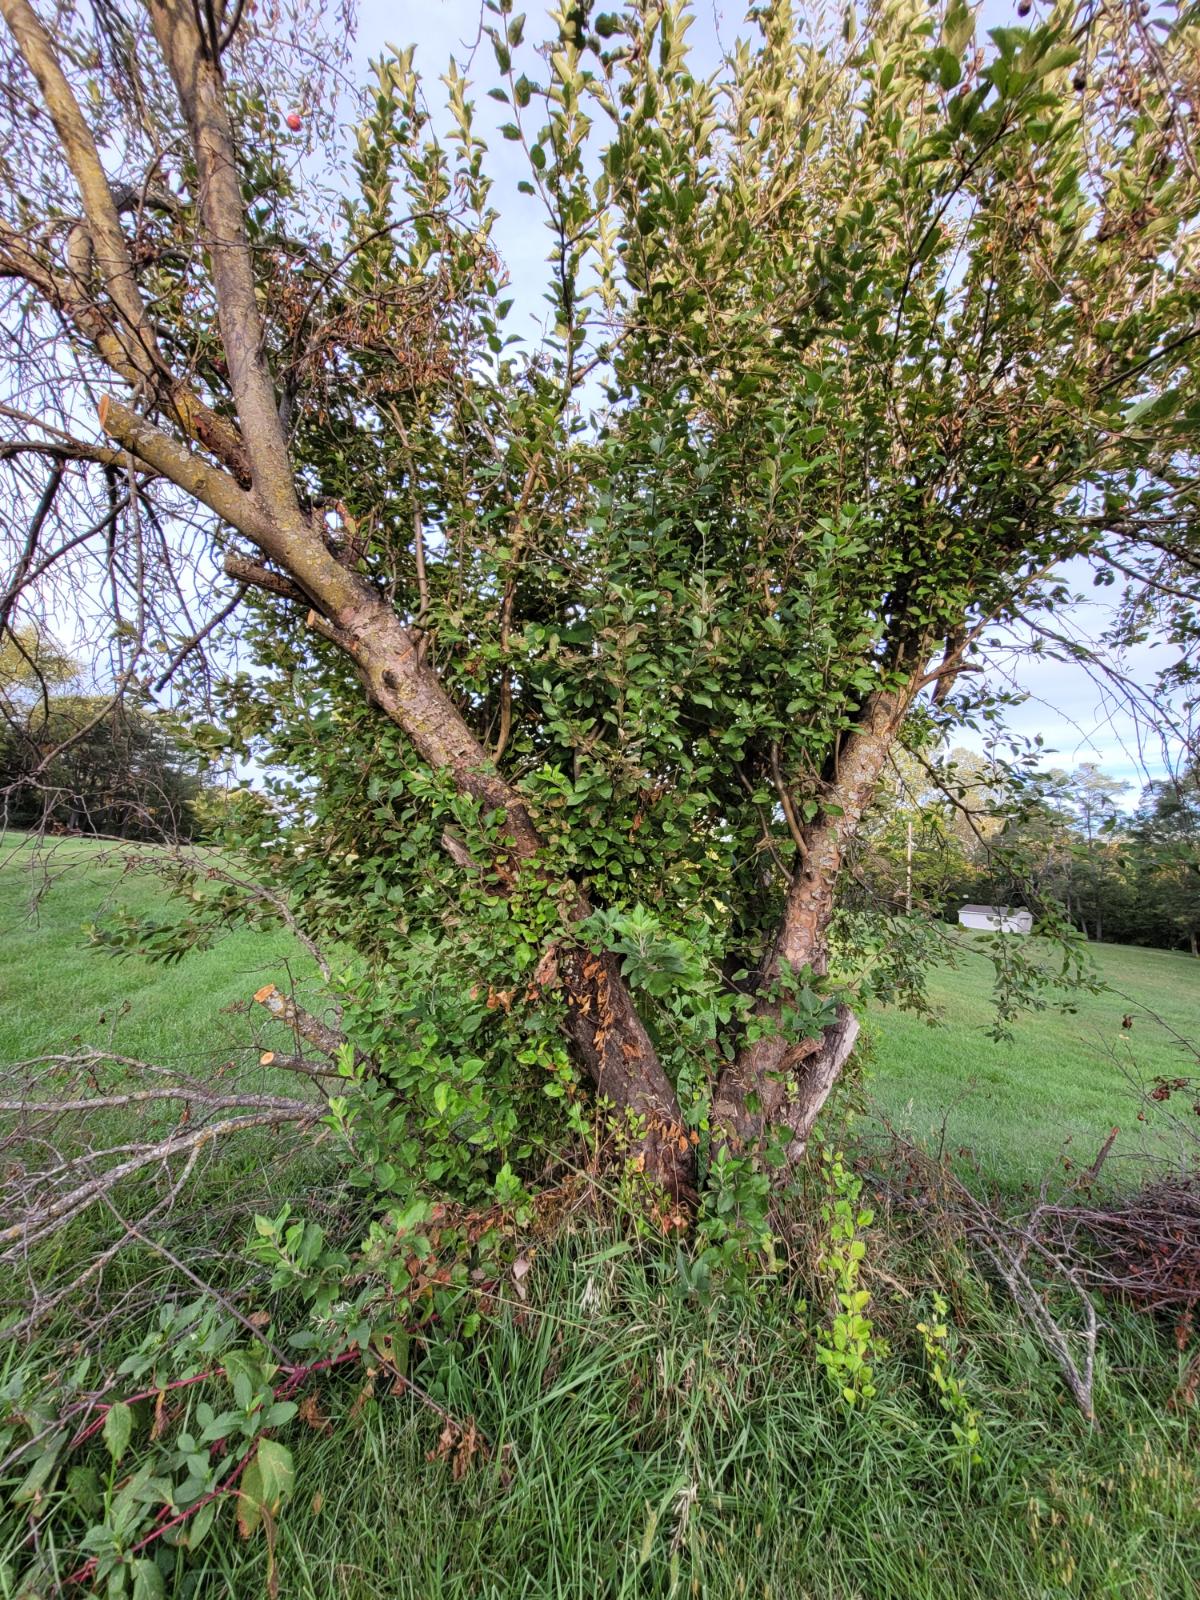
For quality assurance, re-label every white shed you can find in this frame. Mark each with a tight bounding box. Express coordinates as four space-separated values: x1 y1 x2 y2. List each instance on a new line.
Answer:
958 904 1033 934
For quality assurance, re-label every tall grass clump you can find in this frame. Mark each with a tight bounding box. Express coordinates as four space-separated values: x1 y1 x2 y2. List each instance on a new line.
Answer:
3 1190 1197 1600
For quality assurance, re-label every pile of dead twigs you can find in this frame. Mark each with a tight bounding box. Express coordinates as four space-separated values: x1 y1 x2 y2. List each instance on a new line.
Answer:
869 1122 1200 1415
1037 1174 1200 1329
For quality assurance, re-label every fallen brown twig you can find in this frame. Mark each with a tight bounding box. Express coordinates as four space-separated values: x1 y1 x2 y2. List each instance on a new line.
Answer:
874 1127 1101 1419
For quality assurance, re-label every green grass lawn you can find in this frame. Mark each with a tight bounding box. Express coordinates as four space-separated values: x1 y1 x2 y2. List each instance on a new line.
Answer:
865 937 1198 1188
0 831 314 1073
2 837 1198 1600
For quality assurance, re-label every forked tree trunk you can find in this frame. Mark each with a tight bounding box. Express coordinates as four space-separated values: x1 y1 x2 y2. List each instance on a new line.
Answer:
713 687 914 1164
2 0 925 1213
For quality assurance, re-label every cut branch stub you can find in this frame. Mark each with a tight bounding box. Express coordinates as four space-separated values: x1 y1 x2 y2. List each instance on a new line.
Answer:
713 1005 860 1162
253 984 355 1064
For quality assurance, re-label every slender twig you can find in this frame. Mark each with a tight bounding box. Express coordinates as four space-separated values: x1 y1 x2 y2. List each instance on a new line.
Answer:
769 741 809 858
99 1191 289 1365
151 586 246 690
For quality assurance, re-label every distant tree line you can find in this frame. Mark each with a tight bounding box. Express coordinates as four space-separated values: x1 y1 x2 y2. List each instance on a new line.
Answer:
0 629 208 842
847 749 1200 956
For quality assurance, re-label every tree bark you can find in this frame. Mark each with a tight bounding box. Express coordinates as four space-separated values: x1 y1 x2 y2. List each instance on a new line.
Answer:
713 686 914 1160
559 948 693 1206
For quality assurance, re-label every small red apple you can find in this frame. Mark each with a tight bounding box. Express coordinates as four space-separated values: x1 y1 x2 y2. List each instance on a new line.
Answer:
286 111 303 132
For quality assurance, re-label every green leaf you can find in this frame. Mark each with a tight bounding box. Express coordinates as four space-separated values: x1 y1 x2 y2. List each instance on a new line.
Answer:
1124 388 1179 427
187 1499 217 1549
942 1 975 57
14 1431 67 1504
68 1464 102 1514
103 1401 134 1465
931 47 962 90
255 1438 295 1510
131 1559 165 1600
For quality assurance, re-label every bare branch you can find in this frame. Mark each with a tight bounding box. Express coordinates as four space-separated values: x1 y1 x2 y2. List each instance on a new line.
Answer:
769 740 809 859
0 3 251 481
258 1051 341 1081
0 1107 318 1261
151 585 247 690
222 551 306 602
146 0 302 524
0 458 62 639
1 0 165 365
252 983 350 1061
0 1087 316 1116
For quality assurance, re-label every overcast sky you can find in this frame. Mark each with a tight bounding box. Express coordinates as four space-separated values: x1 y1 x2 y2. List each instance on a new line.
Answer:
338 2 1183 800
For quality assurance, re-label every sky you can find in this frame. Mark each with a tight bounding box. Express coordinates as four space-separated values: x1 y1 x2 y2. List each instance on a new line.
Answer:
340 0 1187 802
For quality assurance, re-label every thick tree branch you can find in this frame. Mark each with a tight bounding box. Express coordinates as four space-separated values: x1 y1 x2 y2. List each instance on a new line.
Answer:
714 683 917 1152
0 2 251 484
252 983 349 1061
99 395 268 538
1 0 164 366
146 0 301 524
222 552 305 602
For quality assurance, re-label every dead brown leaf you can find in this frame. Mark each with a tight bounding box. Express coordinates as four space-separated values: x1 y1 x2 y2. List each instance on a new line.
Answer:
299 1393 333 1435
426 1416 486 1480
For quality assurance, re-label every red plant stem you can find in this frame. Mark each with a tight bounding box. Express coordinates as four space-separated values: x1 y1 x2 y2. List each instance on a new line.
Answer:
64 1348 361 1588
68 1368 220 1452
131 1440 256 1553
64 1443 256 1588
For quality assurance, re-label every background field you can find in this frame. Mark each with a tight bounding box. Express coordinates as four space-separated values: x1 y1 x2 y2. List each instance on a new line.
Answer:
2 832 1194 1191
2 835 1198 1599
865 938 1197 1186
0 832 314 1072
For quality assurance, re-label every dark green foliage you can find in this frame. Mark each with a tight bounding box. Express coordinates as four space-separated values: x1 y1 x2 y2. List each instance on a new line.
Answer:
5 0 1200 1249
0 698 205 842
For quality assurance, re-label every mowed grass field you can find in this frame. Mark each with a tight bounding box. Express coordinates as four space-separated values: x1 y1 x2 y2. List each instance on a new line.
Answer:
865 938 1198 1187
2 835 1199 1600
0 831 1196 1187
0 831 315 1074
